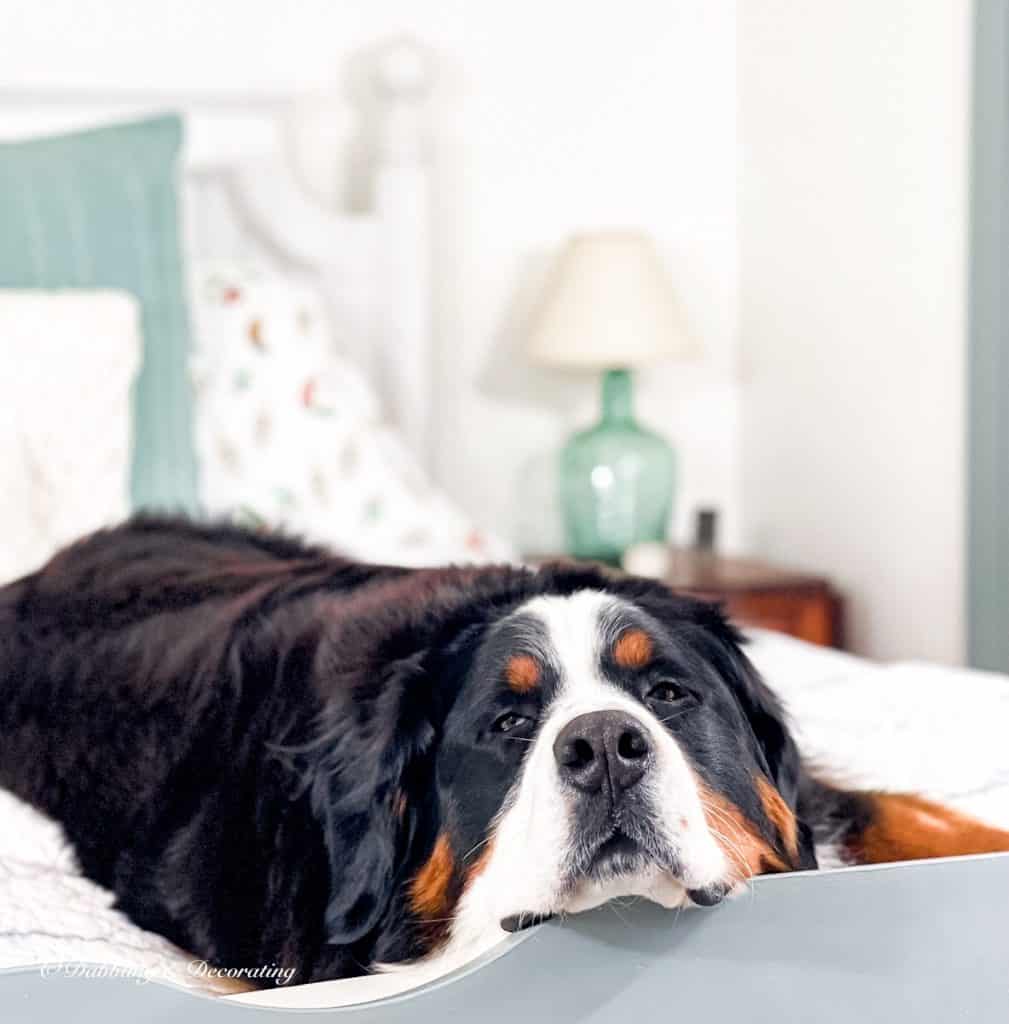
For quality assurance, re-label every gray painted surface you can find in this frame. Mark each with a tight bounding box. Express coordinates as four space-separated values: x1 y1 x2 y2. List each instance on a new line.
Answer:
2 854 1008 1023
969 0 1009 671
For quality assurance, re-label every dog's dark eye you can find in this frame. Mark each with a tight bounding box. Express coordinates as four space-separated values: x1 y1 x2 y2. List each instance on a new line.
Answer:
647 680 688 704
492 712 532 734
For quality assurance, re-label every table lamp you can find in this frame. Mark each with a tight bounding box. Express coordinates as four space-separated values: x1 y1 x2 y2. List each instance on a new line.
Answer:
526 230 695 564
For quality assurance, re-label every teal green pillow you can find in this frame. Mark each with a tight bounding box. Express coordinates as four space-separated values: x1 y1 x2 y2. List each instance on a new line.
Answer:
0 114 198 513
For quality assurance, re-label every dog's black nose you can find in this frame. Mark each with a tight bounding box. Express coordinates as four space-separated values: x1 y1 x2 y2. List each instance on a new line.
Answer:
553 710 652 795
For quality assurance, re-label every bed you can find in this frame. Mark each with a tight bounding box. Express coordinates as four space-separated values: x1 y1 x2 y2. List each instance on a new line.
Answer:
1 628 1007 1009
1 38 1008 1017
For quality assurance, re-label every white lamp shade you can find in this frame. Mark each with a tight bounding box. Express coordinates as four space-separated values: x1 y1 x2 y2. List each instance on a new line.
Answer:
526 230 696 369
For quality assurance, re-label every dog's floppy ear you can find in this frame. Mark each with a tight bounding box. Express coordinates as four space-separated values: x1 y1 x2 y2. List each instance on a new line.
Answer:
691 602 818 868
723 644 802 807
629 587 804 806
307 653 435 946
618 582 816 867
686 598 804 807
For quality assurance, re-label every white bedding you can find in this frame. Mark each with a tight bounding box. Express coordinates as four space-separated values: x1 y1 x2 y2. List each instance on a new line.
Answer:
745 631 1009 829
2 630 1007 996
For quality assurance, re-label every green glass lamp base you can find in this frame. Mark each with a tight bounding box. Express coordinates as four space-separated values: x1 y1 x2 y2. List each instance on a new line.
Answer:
560 369 674 565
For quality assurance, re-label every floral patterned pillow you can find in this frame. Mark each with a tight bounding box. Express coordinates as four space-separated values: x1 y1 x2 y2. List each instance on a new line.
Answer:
190 264 511 566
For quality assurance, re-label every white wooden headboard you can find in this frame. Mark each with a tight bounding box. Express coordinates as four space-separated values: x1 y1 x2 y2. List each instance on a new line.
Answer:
0 37 435 470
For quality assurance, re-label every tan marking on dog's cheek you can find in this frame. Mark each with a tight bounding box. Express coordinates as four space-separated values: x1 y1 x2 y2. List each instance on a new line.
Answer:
756 775 799 862
410 834 456 917
698 783 789 880
505 654 541 693
613 628 653 669
464 838 496 888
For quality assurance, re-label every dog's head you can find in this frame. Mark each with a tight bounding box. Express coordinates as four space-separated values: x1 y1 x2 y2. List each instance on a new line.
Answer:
302 568 815 968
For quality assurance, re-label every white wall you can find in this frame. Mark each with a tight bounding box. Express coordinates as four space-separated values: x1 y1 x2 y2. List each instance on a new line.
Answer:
2 0 742 553
737 1 970 662
3 1 973 661
420 1 741 553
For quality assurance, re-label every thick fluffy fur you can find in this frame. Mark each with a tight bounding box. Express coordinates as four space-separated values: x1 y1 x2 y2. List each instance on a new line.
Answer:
1 518 1006 986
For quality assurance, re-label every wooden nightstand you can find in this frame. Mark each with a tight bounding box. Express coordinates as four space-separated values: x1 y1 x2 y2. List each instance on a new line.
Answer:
528 549 844 649
661 549 844 648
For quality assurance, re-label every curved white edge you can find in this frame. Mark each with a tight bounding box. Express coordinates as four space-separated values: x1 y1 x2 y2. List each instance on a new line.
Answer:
4 852 1009 1012
225 926 535 1011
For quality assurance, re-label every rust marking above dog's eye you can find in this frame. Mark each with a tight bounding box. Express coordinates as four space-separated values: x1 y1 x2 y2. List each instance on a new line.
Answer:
505 654 541 693
613 628 653 669
410 833 455 918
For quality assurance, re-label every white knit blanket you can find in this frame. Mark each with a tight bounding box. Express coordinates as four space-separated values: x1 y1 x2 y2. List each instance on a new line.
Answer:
0 787 231 994
2 630 1008 995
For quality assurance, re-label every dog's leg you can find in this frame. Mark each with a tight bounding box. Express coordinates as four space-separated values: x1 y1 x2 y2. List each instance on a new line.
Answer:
847 792 1009 864
800 778 1009 867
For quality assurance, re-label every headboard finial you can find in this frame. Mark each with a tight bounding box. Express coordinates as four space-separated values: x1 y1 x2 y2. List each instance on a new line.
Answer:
373 36 435 102
373 35 434 166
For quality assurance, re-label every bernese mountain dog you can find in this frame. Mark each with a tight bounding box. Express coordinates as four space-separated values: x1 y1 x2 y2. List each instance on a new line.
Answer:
1 517 1007 988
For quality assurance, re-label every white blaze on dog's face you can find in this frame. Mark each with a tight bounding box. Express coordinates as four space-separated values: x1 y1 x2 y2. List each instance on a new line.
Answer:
406 589 808 972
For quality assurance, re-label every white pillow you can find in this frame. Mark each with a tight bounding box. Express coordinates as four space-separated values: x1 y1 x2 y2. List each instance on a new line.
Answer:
0 291 140 583
191 264 513 566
